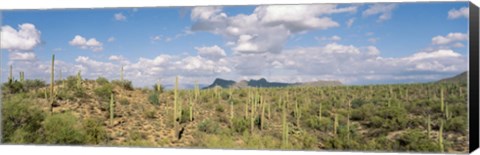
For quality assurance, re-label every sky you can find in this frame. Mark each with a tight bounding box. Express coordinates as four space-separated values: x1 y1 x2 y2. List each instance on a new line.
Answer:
0 2 470 88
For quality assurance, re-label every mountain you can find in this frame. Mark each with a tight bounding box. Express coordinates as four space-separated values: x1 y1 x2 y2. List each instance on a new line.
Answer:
203 78 342 89
203 78 236 89
436 71 468 84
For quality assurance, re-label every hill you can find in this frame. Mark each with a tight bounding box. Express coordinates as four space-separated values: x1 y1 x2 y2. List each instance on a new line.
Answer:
436 71 467 84
203 77 342 89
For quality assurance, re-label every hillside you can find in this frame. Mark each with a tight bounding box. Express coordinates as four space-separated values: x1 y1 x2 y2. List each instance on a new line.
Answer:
204 78 342 89
1 76 468 153
436 71 467 84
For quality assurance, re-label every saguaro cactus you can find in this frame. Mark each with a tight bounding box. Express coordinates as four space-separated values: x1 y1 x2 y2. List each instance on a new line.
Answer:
19 71 24 83
440 87 445 112
50 54 55 113
8 64 13 83
333 112 338 136
439 120 444 152
229 88 234 123
261 95 265 130
189 95 194 122
318 103 322 121
427 114 431 138
173 76 178 128
282 95 288 149
76 70 82 89
110 93 115 126
120 65 124 81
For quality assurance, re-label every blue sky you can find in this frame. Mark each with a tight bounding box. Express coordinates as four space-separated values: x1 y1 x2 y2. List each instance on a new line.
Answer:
0 2 470 88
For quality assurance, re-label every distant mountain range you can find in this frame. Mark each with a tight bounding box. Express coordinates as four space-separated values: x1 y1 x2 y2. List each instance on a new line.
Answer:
202 78 342 89
436 71 467 84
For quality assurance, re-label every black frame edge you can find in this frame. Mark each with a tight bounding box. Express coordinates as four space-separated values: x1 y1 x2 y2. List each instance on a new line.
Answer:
469 1 480 153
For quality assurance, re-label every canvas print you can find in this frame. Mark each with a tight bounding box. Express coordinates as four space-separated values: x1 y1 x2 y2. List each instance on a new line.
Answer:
0 2 471 153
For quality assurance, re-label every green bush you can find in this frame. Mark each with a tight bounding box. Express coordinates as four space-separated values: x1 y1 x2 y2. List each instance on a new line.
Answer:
96 77 109 85
445 116 467 134
83 117 107 145
148 92 159 105
1 94 45 143
1 81 25 94
198 119 220 134
112 80 133 90
43 112 86 144
23 79 46 90
152 84 164 93
119 98 130 105
231 118 249 133
393 129 440 152
144 110 156 119
94 84 113 101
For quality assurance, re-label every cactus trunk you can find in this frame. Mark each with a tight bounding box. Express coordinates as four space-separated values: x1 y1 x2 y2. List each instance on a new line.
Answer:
439 120 444 152
427 114 431 138
50 54 55 113
8 65 12 83
174 76 178 128
110 93 114 126
440 87 444 112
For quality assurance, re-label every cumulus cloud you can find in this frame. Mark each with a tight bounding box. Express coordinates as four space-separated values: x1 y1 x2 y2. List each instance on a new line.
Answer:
114 13 127 21
1 23 41 51
190 4 358 54
69 35 104 52
431 32 468 45
448 7 469 19
362 4 397 22
9 52 36 61
195 45 226 60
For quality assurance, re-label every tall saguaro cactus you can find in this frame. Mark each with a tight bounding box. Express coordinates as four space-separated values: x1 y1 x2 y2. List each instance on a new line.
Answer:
120 65 124 81
50 54 55 113
8 64 13 83
173 76 178 128
427 114 431 138
440 87 445 112
110 93 115 126
439 120 444 152
77 70 82 89
282 95 288 149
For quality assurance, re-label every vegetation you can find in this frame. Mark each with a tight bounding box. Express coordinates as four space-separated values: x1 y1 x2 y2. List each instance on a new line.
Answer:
1 71 468 153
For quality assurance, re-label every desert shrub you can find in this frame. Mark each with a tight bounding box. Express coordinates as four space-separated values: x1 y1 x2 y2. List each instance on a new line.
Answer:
178 109 190 124
298 131 318 149
94 84 113 101
119 98 130 105
231 118 249 133
23 79 46 90
144 110 156 119
43 112 86 144
1 81 25 94
393 129 440 152
152 84 164 93
198 119 220 134
215 104 224 113
2 94 45 143
148 92 159 105
83 117 107 145
112 80 133 91
445 116 467 134
350 98 366 109
65 76 79 90
96 77 109 85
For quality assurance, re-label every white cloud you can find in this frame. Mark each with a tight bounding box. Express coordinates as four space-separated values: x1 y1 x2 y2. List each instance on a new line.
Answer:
346 18 355 28
190 4 358 54
1 23 41 51
315 35 342 42
107 37 115 42
431 32 468 46
195 45 226 60
368 38 378 43
69 35 104 52
108 55 130 64
362 4 397 22
114 13 127 21
448 7 469 19
9 52 36 61
406 49 461 61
